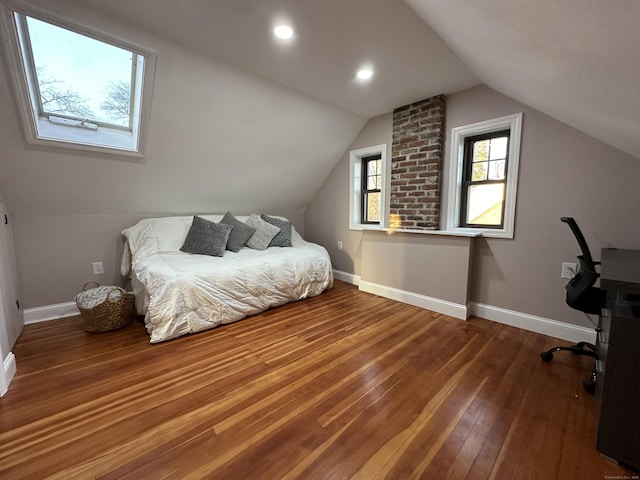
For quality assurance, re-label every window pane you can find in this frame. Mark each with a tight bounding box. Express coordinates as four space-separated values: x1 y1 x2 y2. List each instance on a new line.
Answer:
473 140 489 162
366 159 381 189
367 160 380 176
26 16 133 127
488 159 506 180
472 161 488 181
465 183 504 225
489 136 508 160
365 192 380 222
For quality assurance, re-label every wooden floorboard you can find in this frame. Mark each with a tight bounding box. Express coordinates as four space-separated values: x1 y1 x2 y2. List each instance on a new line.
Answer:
0 280 635 479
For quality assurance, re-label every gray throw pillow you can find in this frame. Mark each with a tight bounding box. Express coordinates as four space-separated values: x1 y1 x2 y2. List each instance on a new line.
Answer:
219 212 257 252
180 216 233 257
261 214 292 247
245 214 280 250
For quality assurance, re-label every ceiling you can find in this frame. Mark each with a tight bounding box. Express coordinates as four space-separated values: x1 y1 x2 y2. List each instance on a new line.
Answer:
78 0 640 159
77 0 480 118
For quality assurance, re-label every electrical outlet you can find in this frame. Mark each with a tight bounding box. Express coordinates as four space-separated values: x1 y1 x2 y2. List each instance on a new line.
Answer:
337 241 343 251
561 262 577 279
92 261 104 275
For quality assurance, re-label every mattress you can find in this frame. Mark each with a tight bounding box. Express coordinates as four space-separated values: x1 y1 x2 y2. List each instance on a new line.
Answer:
121 215 333 343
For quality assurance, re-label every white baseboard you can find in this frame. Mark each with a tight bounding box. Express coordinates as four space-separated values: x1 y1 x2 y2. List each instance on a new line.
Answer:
333 269 361 286
21 280 594 345
335 270 595 343
358 280 468 320
23 301 79 324
1 352 16 397
470 302 596 344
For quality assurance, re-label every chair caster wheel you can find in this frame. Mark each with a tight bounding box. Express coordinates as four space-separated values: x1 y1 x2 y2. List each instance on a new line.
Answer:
540 351 554 362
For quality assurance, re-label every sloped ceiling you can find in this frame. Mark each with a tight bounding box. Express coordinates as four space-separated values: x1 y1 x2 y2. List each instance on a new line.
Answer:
76 0 480 118
405 0 640 160
81 0 640 160
2 0 638 220
0 0 482 218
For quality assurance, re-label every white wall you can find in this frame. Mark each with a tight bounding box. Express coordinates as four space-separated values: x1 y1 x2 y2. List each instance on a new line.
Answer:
0 0 366 309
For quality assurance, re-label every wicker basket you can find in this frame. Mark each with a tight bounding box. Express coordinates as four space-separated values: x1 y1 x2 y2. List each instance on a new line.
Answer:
75 282 135 333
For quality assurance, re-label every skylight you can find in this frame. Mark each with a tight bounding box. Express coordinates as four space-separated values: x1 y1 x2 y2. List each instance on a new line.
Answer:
0 4 156 155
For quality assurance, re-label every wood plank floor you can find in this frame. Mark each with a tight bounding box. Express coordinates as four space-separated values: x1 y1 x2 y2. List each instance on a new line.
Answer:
0 280 635 479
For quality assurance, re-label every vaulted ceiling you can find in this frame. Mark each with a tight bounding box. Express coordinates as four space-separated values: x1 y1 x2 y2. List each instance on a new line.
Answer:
78 0 640 159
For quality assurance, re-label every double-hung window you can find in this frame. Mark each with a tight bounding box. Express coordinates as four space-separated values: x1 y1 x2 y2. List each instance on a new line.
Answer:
445 113 522 238
361 153 382 224
0 4 156 155
460 130 510 228
349 144 387 229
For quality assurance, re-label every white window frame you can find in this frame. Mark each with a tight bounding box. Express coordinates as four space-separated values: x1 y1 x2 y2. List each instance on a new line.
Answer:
0 2 156 157
444 113 523 238
349 144 388 230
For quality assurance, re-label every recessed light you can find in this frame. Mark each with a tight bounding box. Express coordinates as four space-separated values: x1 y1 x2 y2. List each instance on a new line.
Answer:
274 25 294 40
356 68 373 81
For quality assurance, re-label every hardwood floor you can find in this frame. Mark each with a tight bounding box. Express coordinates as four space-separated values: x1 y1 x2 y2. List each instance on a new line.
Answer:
0 280 635 479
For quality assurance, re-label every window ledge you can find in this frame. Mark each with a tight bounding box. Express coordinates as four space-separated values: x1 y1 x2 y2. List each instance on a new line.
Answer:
355 226 482 238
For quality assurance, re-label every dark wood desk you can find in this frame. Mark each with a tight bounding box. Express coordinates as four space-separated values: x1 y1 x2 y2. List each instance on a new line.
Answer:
596 248 640 471
600 248 640 296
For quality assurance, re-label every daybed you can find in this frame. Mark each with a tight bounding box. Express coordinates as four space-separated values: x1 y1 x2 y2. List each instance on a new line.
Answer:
121 214 333 343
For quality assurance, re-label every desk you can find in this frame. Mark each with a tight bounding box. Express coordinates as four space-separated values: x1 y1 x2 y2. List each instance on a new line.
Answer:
600 248 640 296
596 248 640 471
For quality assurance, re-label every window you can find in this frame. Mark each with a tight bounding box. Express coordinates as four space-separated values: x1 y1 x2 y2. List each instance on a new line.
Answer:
350 144 387 230
361 153 382 224
460 130 510 228
445 113 522 238
0 4 156 155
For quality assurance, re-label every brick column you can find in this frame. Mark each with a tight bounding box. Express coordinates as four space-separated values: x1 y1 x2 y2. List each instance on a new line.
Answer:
391 95 445 230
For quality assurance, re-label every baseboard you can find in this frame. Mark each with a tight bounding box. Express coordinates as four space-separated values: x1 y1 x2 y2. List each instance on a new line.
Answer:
1 352 16 397
333 269 361 286
23 301 79 324
21 282 594 344
358 280 468 320
470 302 596 344
338 273 595 343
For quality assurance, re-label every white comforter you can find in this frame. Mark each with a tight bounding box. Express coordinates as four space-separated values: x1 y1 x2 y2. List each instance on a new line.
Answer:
121 215 333 343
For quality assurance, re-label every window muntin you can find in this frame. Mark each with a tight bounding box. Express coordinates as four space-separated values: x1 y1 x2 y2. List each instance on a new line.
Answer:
460 130 510 228
362 154 382 224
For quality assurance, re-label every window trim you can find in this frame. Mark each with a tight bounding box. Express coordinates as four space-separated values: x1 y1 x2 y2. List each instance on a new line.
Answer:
350 144 388 230
0 2 156 157
444 113 523 239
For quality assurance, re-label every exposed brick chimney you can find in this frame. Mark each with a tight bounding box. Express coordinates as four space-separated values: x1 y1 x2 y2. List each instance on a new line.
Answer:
391 95 445 230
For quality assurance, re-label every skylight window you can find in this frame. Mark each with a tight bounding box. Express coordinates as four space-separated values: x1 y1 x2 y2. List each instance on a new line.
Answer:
26 16 135 129
0 5 156 155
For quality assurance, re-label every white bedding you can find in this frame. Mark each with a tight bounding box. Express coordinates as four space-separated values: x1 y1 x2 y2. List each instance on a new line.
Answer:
121 215 333 343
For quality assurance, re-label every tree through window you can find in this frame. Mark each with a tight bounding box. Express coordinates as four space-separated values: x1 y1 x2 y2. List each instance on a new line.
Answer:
0 4 156 154
460 130 510 228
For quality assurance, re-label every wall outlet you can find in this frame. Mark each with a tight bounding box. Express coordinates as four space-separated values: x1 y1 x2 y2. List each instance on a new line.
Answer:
561 262 577 279
337 241 343 251
92 261 104 275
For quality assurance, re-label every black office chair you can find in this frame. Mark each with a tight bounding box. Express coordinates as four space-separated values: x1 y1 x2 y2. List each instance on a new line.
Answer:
540 217 607 392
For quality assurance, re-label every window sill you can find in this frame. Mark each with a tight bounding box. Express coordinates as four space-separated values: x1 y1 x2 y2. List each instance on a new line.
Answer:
353 226 482 238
